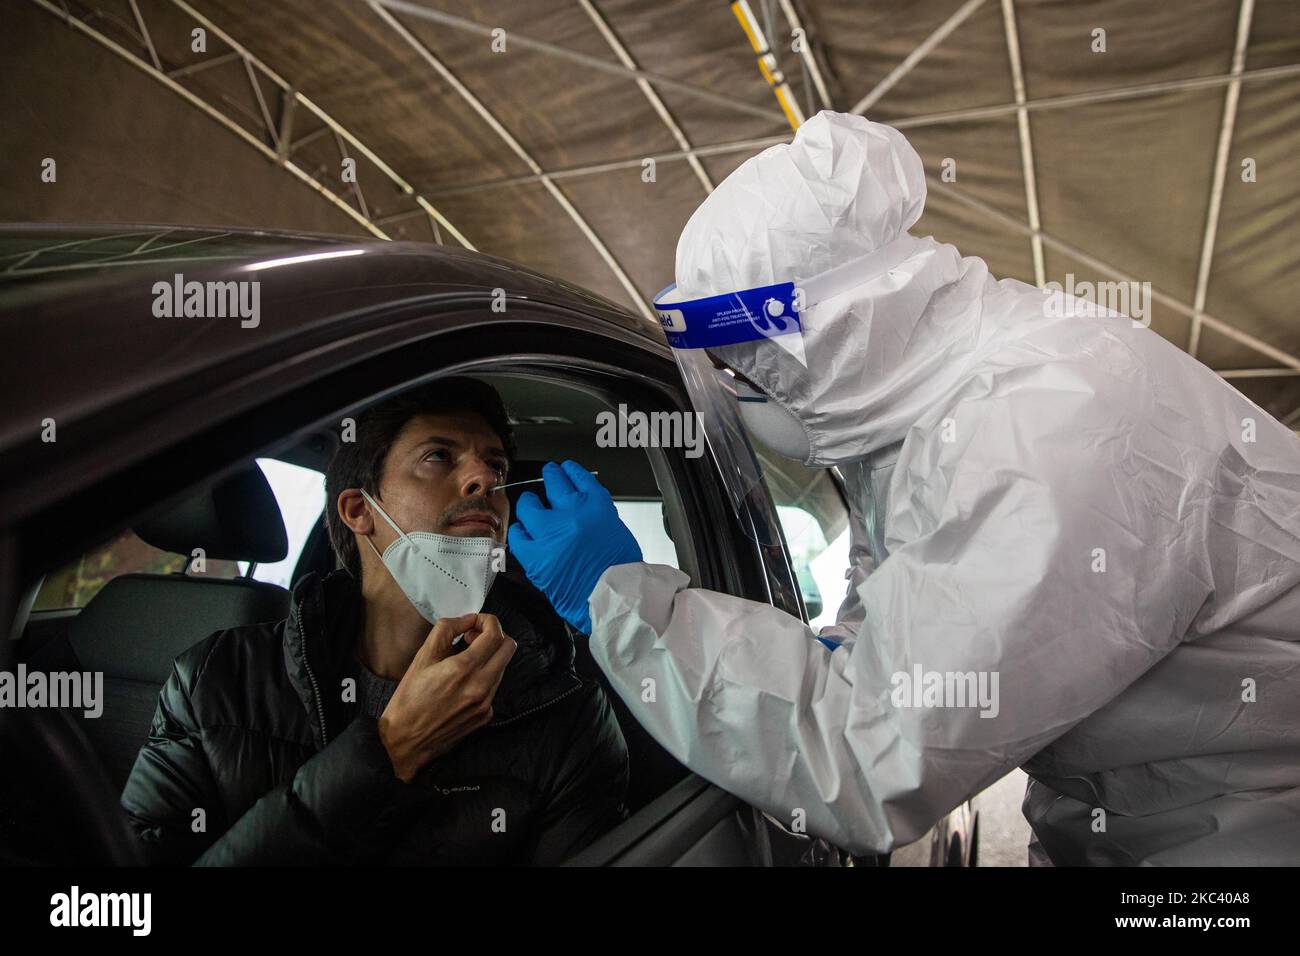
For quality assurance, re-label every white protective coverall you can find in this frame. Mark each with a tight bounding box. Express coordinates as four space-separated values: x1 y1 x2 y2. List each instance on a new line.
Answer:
588 111 1300 865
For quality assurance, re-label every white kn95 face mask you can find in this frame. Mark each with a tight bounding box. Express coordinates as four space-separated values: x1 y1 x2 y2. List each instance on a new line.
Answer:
359 489 497 622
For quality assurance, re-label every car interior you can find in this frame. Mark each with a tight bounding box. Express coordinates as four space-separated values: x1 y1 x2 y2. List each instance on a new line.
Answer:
6 371 719 863
2 355 858 866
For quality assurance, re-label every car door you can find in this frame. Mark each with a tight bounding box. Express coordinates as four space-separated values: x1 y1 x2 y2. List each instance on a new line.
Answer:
1 235 868 866
507 361 858 867
470 358 856 866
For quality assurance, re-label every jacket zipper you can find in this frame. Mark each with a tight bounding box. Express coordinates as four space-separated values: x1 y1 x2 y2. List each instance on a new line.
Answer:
486 679 583 728
295 599 329 746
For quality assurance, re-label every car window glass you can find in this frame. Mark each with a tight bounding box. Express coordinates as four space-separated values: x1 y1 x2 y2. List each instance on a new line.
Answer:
31 530 185 611
776 504 851 629
755 450 850 628
29 458 325 610
21 369 699 866
250 458 327 588
613 500 680 568
491 376 692 582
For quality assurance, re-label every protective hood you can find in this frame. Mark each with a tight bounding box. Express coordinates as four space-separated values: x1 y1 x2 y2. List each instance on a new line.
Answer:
675 110 990 466
594 110 1300 867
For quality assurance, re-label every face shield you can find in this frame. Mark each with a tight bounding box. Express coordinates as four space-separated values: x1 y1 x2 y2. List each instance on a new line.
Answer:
653 278 798 546
653 235 921 542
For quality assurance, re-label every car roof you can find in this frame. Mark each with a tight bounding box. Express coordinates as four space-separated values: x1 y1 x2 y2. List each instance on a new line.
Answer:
0 223 648 319
0 224 667 453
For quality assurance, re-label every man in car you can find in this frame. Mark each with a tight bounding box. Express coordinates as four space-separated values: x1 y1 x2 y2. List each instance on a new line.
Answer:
120 377 629 865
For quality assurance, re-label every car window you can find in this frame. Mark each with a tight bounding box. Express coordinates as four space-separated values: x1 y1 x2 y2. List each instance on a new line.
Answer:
249 458 327 588
776 503 851 629
613 499 680 568
490 375 694 583
29 458 325 610
757 452 851 629
16 366 703 866
30 530 186 611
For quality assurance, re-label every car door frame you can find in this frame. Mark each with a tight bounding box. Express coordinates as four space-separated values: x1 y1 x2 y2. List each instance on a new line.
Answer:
1 285 831 866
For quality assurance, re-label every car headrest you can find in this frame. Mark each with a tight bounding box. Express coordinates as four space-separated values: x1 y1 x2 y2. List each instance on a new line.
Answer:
134 465 289 563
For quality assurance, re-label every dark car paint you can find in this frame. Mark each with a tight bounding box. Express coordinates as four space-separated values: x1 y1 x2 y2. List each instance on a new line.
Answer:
0 225 975 867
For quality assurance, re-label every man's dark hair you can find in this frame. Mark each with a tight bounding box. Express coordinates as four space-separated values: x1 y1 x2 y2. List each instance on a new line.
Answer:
324 377 515 580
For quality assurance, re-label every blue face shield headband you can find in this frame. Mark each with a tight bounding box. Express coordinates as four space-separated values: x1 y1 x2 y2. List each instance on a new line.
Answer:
652 281 804 351
653 232 922 352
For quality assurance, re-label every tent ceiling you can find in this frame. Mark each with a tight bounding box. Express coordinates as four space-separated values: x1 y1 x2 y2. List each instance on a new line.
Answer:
15 0 1300 422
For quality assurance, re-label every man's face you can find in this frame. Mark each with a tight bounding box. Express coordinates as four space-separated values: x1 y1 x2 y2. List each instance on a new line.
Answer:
370 411 510 545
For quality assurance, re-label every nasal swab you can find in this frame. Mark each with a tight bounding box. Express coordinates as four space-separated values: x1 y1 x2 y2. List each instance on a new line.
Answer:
492 470 599 493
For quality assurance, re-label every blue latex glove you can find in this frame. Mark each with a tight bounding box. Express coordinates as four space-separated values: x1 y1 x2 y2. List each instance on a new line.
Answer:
508 460 643 635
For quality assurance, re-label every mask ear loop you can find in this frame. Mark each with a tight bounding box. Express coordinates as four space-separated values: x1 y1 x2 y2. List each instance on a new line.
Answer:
359 488 411 559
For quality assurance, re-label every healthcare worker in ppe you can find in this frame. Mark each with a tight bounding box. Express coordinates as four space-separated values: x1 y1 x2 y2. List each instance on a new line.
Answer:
508 110 1300 866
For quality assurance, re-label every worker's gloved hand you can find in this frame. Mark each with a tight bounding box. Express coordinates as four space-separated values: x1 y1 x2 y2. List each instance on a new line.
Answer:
508 460 643 635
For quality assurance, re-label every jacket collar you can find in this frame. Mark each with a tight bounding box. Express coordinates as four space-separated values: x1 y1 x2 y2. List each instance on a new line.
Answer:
283 568 581 748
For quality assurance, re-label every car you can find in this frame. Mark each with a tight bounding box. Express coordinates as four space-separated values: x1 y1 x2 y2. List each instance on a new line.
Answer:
0 223 977 867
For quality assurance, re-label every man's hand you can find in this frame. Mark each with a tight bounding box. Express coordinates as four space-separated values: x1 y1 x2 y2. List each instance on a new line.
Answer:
377 612 516 783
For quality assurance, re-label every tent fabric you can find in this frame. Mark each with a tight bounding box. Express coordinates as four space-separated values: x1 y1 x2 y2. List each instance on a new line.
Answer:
6 0 1300 421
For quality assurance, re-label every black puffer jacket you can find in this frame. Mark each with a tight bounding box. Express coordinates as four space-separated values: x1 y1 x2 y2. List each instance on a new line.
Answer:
120 568 629 865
